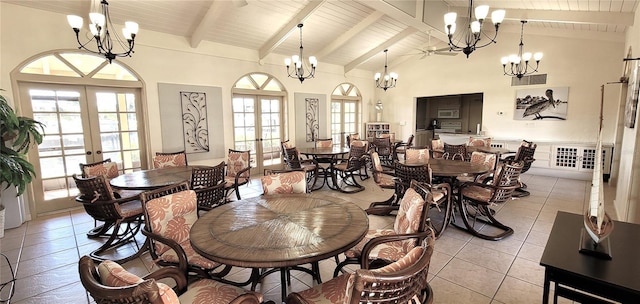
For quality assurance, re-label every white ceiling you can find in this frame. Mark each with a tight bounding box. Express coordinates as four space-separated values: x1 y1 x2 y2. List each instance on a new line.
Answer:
3 0 638 72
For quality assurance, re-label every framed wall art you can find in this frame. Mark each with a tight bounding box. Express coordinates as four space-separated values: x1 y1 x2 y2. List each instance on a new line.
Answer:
624 60 639 128
514 86 569 121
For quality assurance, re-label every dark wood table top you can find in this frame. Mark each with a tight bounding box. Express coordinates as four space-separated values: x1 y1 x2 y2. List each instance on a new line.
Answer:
399 158 490 177
109 166 196 190
540 211 640 298
467 146 513 155
298 147 350 156
190 193 369 268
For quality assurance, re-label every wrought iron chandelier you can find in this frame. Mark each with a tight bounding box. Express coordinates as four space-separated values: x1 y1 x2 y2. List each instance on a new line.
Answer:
501 21 543 79
67 0 139 64
374 49 398 91
285 24 317 83
444 0 505 58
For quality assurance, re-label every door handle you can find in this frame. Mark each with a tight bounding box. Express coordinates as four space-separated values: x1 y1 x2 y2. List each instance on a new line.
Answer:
96 150 102 155
86 151 92 155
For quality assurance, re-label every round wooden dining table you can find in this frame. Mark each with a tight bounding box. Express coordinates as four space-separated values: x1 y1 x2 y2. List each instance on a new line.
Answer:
109 166 197 190
190 193 369 302
401 158 490 177
298 147 352 191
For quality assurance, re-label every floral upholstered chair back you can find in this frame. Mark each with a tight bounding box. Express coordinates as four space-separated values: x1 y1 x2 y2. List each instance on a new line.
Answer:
226 149 251 178
81 159 119 180
469 151 497 171
405 148 430 162
261 171 307 195
468 137 492 147
145 190 198 257
153 151 187 169
315 138 333 148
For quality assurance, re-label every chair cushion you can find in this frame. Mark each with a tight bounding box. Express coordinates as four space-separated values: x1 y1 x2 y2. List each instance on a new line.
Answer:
372 245 424 274
153 153 187 169
158 239 221 269
146 191 198 256
343 229 415 262
394 188 425 235
227 152 250 178
97 260 179 304
261 171 307 195
287 272 354 304
224 176 249 188
84 162 119 179
118 199 144 218
405 149 429 162
461 184 493 205
376 173 395 188
179 278 263 304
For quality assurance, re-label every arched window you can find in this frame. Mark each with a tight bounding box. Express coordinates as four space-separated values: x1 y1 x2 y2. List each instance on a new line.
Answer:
232 73 286 173
331 83 361 148
11 50 146 215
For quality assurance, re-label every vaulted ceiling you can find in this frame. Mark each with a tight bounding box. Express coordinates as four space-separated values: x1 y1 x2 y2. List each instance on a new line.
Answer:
4 0 638 72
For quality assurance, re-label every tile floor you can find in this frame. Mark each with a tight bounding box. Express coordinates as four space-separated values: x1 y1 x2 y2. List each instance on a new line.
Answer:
0 172 617 303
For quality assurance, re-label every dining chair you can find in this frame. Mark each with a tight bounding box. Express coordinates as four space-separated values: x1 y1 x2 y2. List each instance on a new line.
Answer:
502 140 537 197
457 151 497 183
348 139 370 180
260 170 308 195
393 162 452 238
405 147 430 162
153 150 187 169
282 146 319 191
373 137 393 165
79 158 142 237
286 233 435 304
73 174 145 264
331 144 367 193
313 138 334 164
80 158 119 179
364 151 398 216
393 134 414 160
346 133 359 148
191 162 227 212
468 136 492 147
139 182 233 280
455 161 524 240
78 255 270 304
224 149 252 200
443 143 467 161
431 139 444 159
334 180 434 277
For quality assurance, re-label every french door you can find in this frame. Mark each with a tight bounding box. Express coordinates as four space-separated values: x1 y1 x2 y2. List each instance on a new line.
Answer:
232 95 283 174
19 83 145 213
331 100 358 147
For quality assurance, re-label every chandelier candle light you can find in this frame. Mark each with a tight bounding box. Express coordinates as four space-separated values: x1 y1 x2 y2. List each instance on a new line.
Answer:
285 24 317 83
67 0 138 63
374 49 398 91
444 0 505 58
501 20 543 79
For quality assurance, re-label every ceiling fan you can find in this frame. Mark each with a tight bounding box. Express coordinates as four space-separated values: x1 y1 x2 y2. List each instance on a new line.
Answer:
413 30 458 59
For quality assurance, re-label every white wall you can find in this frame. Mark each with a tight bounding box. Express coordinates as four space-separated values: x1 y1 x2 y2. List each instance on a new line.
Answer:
615 6 640 223
378 30 624 145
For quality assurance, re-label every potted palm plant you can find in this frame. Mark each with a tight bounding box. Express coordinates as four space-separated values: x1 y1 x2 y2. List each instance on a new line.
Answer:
0 90 44 237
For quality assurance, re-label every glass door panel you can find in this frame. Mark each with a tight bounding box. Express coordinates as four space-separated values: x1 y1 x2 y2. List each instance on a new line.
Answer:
21 85 145 214
232 95 283 174
331 100 358 147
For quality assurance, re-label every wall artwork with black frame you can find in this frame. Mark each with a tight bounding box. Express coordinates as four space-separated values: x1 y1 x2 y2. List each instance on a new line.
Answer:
514 87 569 121
624 61 639 128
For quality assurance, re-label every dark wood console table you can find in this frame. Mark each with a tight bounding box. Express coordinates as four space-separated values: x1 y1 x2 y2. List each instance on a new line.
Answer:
540 211 640 303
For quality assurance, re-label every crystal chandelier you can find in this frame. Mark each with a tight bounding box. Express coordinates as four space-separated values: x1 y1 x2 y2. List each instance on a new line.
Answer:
67 0 139 64
444 0 505 58
501 21 543 79
285 24 317 83
374 49 398 91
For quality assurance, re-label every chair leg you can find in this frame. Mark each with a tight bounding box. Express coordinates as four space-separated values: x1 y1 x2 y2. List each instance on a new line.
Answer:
89 216 145 263
452 198 514 241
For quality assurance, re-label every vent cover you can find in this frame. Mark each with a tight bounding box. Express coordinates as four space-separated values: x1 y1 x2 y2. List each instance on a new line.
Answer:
511 74 547 86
